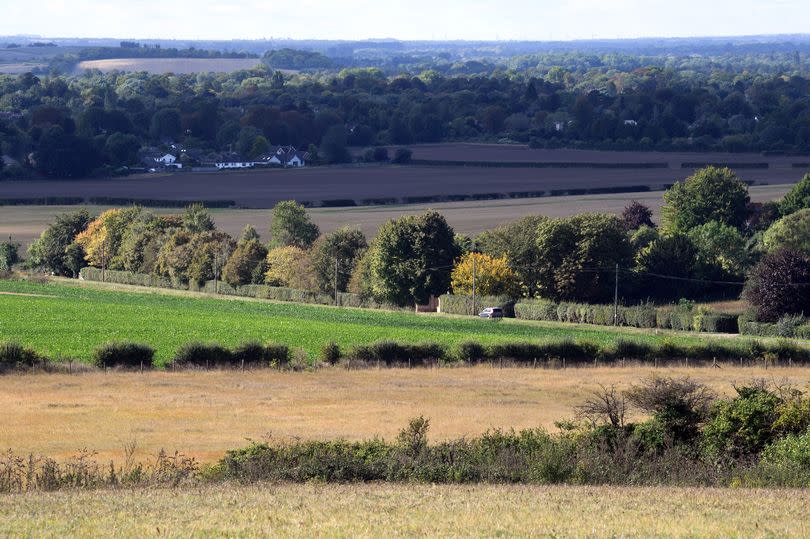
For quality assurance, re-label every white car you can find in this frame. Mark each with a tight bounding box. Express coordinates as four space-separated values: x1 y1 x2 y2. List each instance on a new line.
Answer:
479 307 504 319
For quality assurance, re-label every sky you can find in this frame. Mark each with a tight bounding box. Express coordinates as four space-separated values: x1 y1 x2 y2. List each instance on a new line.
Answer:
1 0 808 42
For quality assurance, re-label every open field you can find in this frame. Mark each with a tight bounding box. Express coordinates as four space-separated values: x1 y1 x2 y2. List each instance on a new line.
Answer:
1 148 805 208
0 278 762 364
0 63 47 74
2 365 808 462
399 142 810 166
74 58 262 74
0 184 792 250
3 483 808 538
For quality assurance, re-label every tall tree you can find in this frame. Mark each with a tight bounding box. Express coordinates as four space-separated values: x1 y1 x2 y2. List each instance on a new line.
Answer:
27 210 92 276
661 167 750 232
309 227 368 294
268 200 320 249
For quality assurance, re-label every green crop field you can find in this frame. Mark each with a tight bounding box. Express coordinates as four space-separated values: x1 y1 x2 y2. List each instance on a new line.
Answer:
0 279 742 364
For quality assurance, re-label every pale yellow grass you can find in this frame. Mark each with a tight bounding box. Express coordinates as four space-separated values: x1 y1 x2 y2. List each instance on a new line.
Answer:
0 183 790 249
2 366 808 463
74 58 261 74
1 483 808 538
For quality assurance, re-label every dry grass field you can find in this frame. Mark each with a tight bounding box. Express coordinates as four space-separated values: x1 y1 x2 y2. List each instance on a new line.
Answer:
74 58 262 74
2 483 808 538
0 184 791 249
2 366 808 463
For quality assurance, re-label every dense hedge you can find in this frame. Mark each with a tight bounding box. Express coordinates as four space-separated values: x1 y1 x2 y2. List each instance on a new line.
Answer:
0 342 40 371
410 159 667 169
681 162 769 169
92 341 155 369
438 294 515 317
80 267 185 290
739 312 810 339
172 341 290 368
515 299 738 334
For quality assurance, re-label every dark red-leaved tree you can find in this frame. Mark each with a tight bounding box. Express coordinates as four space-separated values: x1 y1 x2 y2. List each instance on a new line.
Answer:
621 201 655 231
743 248 810 322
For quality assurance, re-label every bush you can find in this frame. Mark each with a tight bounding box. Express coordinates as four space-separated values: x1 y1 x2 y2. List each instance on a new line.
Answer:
347 340 446 366
744 248 810 323
320 341 341 365
172 342 233 367
0 342 40 370
231 341 268 366
439 294 515 317
266 342 291 367
454 341 488 363
750 431 810 487
612 339 654 361
91 342 154 369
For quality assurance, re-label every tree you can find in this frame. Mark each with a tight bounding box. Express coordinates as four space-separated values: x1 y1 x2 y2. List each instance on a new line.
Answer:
34 125 100 178
116 212 181 273
104 132 140 167
477 215 548 297
688 220 748 277
763 208 810 256
238 224 261 244
392 148 412 164
223 239 268 287
63 243 85 278
621 201 655 231
0 240 20 271
74 207 142 269
370 211 460 306
309 227 368 294
149 108 182 141
264 246 315 289
661 167 750 232
744 248 810 322
634 233 700 300
534 213 633 302
319 124 351 164
450 252 520 297
182 203 215 234
779 173 810 216
268 200 320 249
27 210 91 276
249 135 270 158
156 230 235 285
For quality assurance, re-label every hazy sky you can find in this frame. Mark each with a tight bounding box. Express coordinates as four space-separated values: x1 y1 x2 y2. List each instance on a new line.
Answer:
2 0 808 41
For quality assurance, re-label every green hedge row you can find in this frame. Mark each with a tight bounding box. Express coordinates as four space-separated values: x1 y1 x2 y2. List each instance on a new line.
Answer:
738 312 810 339
410 159 667 169
681 162 769 169
81 267 405 311
514 299 738 334
438 294 515 317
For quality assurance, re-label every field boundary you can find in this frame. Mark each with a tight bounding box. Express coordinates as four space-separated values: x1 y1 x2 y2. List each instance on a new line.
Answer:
409 159 669 169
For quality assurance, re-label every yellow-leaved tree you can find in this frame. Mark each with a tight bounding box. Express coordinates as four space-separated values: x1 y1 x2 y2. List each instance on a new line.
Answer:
450 252 520 297
74 207 141 268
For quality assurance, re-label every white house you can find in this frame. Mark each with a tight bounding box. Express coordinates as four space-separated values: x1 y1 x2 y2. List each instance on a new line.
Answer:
265 146 308 167
214 153 255 169
155 153 182 169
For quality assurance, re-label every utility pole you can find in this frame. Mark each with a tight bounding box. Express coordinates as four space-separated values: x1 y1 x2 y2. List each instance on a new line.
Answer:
613 263 619 326
100 236 107 283
471 242 477 316
334 257 339 307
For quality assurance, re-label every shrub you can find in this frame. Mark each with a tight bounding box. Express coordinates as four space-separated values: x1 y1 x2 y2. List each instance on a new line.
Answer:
231 341 268 366
320 341 341 365
265 342 291 368
91 342 154 369
750 431 810 487
0 342 40 370
454 341 488 363
702 385 783 459
743 248 810 323
439 294 515 316
775 314 806 338
173 342 232 367
348 340 446 366
612 339 654 361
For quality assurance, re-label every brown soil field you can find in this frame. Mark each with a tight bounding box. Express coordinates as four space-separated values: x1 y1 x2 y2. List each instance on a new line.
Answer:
0 158 804 209
0 63 48 74
0 184 791 249
74 58 262 74
399 142 810 166
2 365 807 463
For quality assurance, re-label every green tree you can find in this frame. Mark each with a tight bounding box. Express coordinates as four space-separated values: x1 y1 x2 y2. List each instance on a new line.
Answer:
268 200 320 249
238 224 261 244
249 135 271 158
635 233 700 300
104 132 140 167
27 210 92 276
688 220 748 277
319 124 351 164
183 203 215 234
534 213 632 302
779 173 810 216
743 248 810 322
370 211 459 306
309 227 368 294
476 215 548 297
264 246 315 289
763 208 810 256
63 243 85 278
661 167 750 232
149 108 182 141
0 239 20 271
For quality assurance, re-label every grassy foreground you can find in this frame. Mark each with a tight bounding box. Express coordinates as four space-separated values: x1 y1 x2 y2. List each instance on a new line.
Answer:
0 279 739 364
2 483 808 538
3 366 807 463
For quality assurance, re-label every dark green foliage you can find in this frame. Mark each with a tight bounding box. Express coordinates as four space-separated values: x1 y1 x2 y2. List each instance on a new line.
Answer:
476 215 548 297
172 342 233 367
0 241 20 271
743 248 810 323
779 173 810 216
27 209 91 276
222 240 268 287
621 200 655 231
348 340 446 366
0 342 39 370
626 377 714 444
91 342 154 369
454 341 488 363
320 341 342 365
310 227 368 294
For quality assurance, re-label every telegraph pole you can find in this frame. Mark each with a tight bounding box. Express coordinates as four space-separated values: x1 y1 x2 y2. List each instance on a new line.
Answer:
613 263 619 326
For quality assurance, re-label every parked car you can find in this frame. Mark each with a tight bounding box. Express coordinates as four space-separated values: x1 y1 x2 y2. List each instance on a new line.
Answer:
479 307 504 319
